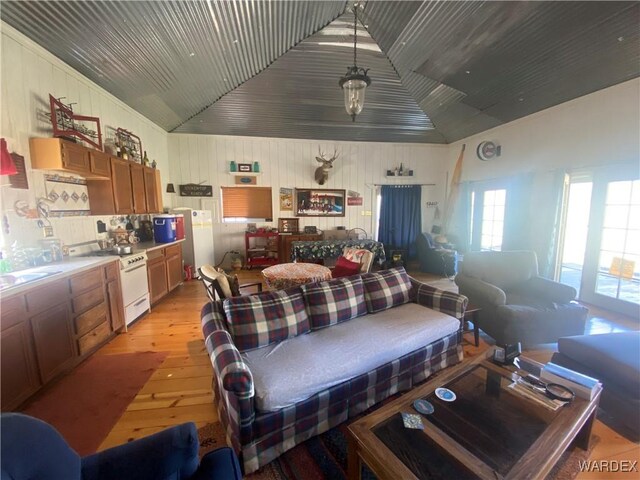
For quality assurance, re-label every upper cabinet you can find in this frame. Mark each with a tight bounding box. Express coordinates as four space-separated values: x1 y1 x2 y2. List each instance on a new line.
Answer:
29 137 164 216
30 138 108 179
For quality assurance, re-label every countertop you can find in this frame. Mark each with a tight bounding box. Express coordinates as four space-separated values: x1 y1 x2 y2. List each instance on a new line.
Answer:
0 239 185 298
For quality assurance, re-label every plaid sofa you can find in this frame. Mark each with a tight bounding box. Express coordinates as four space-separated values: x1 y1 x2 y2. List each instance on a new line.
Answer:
201 267 467 474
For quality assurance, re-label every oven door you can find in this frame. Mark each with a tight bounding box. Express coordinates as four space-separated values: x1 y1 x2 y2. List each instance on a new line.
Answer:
121 263 149 307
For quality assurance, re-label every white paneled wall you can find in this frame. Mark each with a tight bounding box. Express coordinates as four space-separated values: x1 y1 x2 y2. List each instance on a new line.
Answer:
0 22 169 248
168 134 449 265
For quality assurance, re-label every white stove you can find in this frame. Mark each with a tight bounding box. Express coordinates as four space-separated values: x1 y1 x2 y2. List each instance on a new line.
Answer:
69 241 150 328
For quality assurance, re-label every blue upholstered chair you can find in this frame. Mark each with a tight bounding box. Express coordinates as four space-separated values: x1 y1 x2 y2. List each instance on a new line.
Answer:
0 413 242 480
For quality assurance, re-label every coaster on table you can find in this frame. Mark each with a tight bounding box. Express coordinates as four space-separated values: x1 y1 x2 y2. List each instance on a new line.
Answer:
401 412 424 430
413 399 434 415
435 387 456 402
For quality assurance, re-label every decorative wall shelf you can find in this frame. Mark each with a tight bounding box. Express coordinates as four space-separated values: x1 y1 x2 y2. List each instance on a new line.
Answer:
230 171 261 176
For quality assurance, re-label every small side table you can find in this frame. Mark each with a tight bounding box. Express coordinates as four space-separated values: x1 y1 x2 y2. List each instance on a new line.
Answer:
463 304 482 347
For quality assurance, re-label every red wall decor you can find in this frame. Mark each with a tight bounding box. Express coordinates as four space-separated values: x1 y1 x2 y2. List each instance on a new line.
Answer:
48 95 103 150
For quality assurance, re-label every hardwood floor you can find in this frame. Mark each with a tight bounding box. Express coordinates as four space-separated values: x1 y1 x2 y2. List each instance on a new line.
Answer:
95 270 639 478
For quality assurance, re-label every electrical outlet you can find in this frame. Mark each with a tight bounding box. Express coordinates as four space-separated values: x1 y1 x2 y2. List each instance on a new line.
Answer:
361 210 372 216
43 226 54 237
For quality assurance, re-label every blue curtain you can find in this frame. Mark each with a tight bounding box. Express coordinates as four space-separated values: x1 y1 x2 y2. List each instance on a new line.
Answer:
378 185 422 257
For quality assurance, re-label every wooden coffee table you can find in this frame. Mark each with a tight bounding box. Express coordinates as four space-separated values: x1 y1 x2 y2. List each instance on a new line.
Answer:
348 348 601 480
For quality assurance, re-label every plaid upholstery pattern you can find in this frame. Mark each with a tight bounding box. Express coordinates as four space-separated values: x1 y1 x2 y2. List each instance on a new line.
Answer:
223 287 311 352
301 276 367 330
361 267 413 313
410 277 468 320
201 276 466 474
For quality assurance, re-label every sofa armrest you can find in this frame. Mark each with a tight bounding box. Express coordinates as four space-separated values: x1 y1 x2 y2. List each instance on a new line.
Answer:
521 276 577 304
455 273 506 307
201 302 255 446
410 277 468 320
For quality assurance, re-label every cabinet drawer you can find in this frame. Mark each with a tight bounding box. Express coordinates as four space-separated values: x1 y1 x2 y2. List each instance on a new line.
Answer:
165 244 181 258
25 281 68 314
70 270 103 295
77 320 111 356
146 248 165 262
72 286 104 314
1 295 26 331
74 301 107 337
104 262 119 282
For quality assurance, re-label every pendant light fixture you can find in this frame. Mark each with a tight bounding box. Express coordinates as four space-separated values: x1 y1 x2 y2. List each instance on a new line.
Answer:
339 3 371 122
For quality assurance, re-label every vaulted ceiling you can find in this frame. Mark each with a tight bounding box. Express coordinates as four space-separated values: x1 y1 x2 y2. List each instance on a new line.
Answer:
2 1 638 143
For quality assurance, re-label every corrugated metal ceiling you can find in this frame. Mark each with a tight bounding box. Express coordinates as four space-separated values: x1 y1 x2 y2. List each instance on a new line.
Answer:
2 1 638 144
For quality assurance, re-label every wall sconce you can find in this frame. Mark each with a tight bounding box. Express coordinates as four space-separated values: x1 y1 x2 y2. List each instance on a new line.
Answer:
166 183 176 193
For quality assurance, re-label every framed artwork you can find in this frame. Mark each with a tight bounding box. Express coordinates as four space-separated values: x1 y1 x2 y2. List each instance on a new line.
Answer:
279 187 293 211
238 163 252 172
278 217 299 233
295 189 345 217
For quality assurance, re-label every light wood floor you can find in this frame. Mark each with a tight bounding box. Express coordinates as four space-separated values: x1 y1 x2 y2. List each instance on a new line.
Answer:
96 270 639 478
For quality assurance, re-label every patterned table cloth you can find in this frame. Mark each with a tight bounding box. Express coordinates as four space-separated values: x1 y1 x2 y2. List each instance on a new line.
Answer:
290 239 386 263
262 263 332 290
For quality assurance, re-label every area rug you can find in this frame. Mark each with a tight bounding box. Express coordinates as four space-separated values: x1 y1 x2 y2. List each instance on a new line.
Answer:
199 420 598 480
22 351 168 456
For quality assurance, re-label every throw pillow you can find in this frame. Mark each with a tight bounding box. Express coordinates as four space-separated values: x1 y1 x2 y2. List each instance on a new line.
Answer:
301 276 368 330
343 248 369 263
361 267 413 313
223 287 310 352
332 256 361 278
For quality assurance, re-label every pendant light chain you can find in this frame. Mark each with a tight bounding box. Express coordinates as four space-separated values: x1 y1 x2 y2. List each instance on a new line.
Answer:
353 5 357 67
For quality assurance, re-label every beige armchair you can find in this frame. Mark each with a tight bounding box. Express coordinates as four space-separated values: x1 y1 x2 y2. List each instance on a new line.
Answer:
455 251 588 346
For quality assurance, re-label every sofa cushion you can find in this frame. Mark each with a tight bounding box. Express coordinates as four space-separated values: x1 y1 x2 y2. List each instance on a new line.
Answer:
301 276 367 330
243 302 460 411
361 267 412 313
223 288 310 352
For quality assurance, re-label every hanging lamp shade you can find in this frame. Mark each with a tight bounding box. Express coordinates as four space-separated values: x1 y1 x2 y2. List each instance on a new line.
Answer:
339 5 371 122
0 138 17 176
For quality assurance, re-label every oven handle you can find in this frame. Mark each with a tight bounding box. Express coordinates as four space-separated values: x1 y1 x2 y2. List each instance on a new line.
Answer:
133 298 148 307
123 263 147 273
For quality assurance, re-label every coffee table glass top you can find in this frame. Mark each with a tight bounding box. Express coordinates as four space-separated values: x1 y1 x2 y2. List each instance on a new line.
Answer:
373 364 561 478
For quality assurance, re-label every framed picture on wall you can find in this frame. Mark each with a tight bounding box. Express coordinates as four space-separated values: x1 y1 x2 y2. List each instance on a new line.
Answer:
278 218 299 233
238 163 252 172
295 189 346 217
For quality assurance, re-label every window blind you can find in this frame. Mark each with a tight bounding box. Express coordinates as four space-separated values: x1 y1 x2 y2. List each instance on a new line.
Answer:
221 187 273 219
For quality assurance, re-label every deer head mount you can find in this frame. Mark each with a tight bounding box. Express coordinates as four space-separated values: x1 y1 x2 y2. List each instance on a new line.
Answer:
314 148 339 185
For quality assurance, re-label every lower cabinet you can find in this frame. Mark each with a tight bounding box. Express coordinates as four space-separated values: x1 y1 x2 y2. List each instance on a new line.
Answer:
0 260 125 410
30 301 76 383
147 244 183 305
0 321 40 409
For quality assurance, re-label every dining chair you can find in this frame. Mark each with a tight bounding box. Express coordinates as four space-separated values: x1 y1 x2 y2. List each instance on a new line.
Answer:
198 265 262 301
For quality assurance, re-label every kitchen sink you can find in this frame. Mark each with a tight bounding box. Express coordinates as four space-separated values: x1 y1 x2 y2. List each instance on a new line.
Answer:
0 271 62 291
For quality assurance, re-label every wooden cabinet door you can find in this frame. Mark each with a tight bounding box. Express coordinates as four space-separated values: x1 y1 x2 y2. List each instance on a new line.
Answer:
147 258 168 304
1 321 41 410
30 301 76 383
61 141 90 173
130 164 147 213
111 158 134 214
106 279 125 332
89 150 112 177
143 166 159 213
166 248 183 292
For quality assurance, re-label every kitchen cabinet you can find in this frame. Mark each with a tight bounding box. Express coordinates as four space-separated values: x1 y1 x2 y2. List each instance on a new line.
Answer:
143 166 162 213
29 138 110 179
111 157 135 214
147 243 183 305
131 163 147 213
87 158 163 215
0 261 124 410
105 263 125 332
30 301 76 383
147 252 168 304
0 296 40 411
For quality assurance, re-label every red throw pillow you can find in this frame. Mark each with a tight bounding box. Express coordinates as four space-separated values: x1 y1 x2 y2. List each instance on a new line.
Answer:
333 256 361 278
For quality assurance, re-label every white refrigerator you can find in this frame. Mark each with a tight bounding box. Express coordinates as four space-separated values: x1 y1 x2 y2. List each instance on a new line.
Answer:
172 208 214 271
